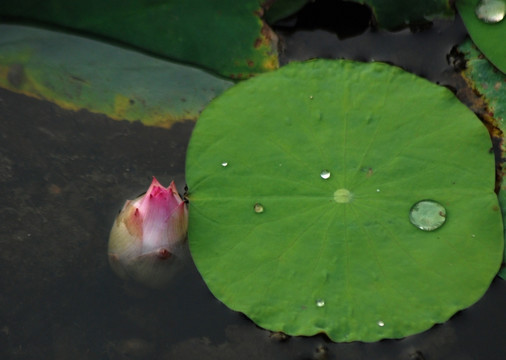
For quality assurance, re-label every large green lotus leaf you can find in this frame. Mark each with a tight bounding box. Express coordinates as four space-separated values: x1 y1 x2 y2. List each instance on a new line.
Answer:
0 25 233 127
457 0 506 74
0 0 278 78
186 59 503 342
349 0 453 29
458 39 506 278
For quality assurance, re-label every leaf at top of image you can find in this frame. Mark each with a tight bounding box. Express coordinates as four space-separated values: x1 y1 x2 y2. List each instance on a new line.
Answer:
457 0 506 74
264 0 309 24
185 59 503 342
0 25 233 128
0 0 278 78
349 0 454 29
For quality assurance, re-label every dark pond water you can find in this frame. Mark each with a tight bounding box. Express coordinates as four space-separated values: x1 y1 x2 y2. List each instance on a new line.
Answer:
1 1 505 359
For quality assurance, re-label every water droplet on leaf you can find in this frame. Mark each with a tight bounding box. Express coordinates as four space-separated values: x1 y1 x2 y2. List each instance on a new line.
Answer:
316 299 325 307
475 0 505 23
221 161 228 167
378 321 385 327
376 189 380 192
254 203 264 213
320 170 331 179
409 200 447 231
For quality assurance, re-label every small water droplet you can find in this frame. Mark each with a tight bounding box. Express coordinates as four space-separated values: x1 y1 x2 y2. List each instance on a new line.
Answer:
409 200 447 231
221 161 228 167
472 234 476 238
309 95 314 100
316 299 325 307
253 203 264 213
475 0 505 23
376 188 380 192
378 321 385 327
320 170 331 179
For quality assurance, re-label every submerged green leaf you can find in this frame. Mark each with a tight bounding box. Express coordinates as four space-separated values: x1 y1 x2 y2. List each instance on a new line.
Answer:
457 0 506 74
0 25 233 127
350 0 453 29
0 0 278 78
186 60 503 342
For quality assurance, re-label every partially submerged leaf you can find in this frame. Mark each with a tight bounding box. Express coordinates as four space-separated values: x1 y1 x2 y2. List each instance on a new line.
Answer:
349 0 453 29
0 25 233 127
459 39 506 141
457 0 506 74
186 60 503 342
458 39 506 279
0 0 278 78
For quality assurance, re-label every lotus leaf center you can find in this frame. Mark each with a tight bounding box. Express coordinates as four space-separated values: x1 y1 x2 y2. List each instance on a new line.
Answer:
334 188 352 203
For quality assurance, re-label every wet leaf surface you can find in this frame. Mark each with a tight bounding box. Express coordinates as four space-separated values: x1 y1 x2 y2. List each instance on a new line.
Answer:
186 59 503 342
0 25 233 128
457 0 506 74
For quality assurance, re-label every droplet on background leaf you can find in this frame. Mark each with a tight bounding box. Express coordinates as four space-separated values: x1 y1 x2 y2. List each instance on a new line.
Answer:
475 0 505 24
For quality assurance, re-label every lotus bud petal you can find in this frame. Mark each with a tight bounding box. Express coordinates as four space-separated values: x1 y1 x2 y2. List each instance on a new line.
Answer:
108 177 188 288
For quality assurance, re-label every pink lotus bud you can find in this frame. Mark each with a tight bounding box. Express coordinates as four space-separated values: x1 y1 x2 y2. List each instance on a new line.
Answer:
108 177 188 288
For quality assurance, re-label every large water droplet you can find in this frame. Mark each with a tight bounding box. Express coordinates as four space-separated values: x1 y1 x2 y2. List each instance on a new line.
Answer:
320 170 331 179
377 320 385 327
409 200 447 231
221 161 228 167
253 203 264 213
334 188 352 203
475 0 505 23
316 299 325 307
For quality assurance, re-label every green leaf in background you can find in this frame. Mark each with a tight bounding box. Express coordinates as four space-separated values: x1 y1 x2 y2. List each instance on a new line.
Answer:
0 0 278 78
265 0 309 24
457 0 506 74
458 39 506 278
349 0 453 29
0 25 233 127
186 59 503 342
